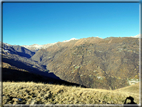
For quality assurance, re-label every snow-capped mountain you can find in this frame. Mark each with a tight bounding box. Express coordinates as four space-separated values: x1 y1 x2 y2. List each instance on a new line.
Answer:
22 43 56 51
22 38 78 51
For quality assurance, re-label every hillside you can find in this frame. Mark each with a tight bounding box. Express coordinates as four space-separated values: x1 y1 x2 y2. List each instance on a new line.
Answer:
31 37 140 89
2 53 49 76
2 81 140 105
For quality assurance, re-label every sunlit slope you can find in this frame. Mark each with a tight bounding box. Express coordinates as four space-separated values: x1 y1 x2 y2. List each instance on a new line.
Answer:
3 82 140 105
31 37 139 89
114 83 139 94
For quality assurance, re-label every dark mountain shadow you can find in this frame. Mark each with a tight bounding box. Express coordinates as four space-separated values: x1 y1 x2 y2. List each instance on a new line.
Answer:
2 44 35 58
14 50 35 58
2 57 87 88
2 68 86 88
2 68 48 82
9 46 35 58
2 57 60 80
123 96 138 107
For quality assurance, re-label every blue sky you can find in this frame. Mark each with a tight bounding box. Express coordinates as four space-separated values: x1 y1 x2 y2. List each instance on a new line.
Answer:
3 3 139 45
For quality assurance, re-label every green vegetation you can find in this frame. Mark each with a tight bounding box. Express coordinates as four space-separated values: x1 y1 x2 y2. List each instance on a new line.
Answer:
75 66 80 69
3 82 139 105
44 70 49 72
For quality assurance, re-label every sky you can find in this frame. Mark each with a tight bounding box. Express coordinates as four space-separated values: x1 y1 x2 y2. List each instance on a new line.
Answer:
3 2 139 45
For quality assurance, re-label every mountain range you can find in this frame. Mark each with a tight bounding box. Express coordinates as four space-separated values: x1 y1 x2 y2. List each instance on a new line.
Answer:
22 38 78 52
1 36 140 90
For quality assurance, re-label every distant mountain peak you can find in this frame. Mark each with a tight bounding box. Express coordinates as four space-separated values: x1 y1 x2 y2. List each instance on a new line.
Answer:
95 36 103 39
22 43 57 51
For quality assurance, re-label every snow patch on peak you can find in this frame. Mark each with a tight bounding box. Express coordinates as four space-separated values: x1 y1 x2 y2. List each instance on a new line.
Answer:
95 36 103 39
22 43 57 50
31 44 42 48
22 44 42 50
22 38 78 50
70 38 78 40
63 38 78 42
131 34 141 38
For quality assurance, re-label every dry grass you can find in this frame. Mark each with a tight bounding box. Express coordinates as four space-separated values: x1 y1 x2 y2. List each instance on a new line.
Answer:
2 81 140 105
115 83 139 94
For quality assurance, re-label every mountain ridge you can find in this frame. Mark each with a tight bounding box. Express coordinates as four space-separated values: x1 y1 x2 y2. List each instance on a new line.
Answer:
22 38 79 51
1 36 140 90
20 35 140 51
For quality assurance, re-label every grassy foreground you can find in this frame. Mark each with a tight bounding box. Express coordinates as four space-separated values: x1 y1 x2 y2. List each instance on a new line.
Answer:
2 82 139 105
